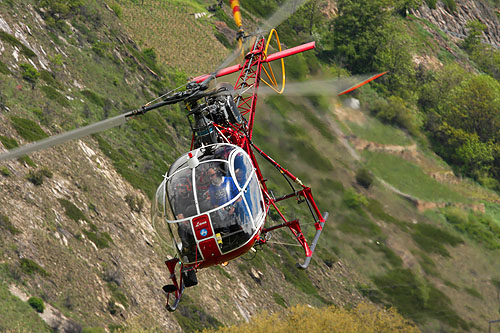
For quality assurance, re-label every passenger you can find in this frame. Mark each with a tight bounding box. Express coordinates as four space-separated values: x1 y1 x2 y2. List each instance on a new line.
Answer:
207 167 238 208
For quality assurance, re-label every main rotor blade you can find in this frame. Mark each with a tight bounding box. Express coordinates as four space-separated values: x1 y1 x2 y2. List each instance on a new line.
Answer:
209 0 311 81
0 113 129 162
251 72 387 97
260 0 310 33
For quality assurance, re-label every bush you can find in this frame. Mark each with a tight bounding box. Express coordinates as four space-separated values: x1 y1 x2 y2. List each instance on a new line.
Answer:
343 188 368 209
58 198 88 223
40 85 70 107
10 116 48 142
355 168 373 188
0 31 36 58
20 63 40 88
203 302 418 332
20 258 49 277
28 297 45 313
0 213 21 234
27 168 53 186
0 166 10 177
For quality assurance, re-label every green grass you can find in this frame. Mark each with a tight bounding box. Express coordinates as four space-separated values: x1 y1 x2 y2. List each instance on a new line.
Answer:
411 223 462 257
0 213 20 234
40 85 70 107
58 198 88 223
347 117 413 146
0 31 36 58
272 292 288 308
173 294 222 332
443 207 500 249
0 60 12 75
10 116 48 142
372 268 468 330
0 282 50 332
364 151 465 202
20 258 49 277
338 211 381 237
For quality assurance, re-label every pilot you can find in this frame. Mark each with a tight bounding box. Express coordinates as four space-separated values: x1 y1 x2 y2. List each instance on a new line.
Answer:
173 177 197 259
174 178 196 219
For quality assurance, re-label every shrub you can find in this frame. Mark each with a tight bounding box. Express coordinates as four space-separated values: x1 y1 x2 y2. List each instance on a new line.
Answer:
20 258 49 277
10 116 48 142
0 213 21 234
27 168 53 186
0 166 10 177
355 168 373 188
411 223 462 256
0 31 36 58
28 297 45 313
125 194 144 213
20 63 40 88
58 198 88 223
203 302 418 332
41 85 70 107
109 4 122 18
343 188 368 209
0 60 12 75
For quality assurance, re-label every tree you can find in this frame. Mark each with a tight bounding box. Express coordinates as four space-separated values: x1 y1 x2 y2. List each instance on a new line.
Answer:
462 19 487 52
328 0 393 73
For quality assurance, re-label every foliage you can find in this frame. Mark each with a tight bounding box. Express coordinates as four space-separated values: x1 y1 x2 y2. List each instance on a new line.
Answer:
355 168 373 188
0 282 50 332
443 208 500 249
427 74 500 178
443 0 457 12
462 19 487 52
343 188 368 209
27 168 53 186
58 198 88 223
0 213 20 235
338 211 382 236
0 135 35 166
0 60 12 75
272 292 287 308
327 0 393 74
203 302 418 332
83 227 112 249
124 194 144 213
372 269 468 329
174 294 222 332
28 297 45 313
0 31 36 58
0 166 10 177
10 116 48 142
20 63 40 88
411 223 462 256
369 95 420 136
41 85 70 107
20 258 49 277
425 0 437 9
109 3 122 18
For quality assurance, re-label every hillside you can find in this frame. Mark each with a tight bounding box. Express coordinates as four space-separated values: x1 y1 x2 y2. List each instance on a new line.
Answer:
1 0 500 332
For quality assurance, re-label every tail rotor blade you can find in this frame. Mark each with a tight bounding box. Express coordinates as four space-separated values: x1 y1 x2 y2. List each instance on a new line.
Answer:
0 113 129 162
250 72 387 97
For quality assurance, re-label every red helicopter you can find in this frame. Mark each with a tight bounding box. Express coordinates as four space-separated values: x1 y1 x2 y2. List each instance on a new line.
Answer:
0 0 386 311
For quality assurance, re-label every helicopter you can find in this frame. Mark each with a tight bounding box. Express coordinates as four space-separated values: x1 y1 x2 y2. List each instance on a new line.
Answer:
0 0 386 311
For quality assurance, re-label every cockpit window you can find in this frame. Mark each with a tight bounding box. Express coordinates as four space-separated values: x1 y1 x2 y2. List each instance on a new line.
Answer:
167 168 196 220
233 152 252 189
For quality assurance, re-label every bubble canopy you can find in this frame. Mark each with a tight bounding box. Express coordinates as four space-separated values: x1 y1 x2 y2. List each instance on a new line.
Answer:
152 144 265 264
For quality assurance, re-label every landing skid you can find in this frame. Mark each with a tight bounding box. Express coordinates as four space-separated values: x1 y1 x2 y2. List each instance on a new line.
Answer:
163 258 184 312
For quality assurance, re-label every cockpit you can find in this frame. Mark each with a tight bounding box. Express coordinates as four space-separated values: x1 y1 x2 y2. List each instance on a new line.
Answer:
152 143 265 264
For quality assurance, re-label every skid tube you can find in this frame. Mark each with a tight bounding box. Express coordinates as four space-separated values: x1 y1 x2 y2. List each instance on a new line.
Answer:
253 143 328 269
163 258 185 312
